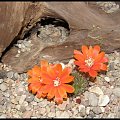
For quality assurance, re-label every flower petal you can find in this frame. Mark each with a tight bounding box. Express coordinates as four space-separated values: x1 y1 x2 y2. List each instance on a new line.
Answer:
62 84 75 93
80 67 90 72
47 87 56 99
101 57 108 63
88 46 93 57
41 73 53 84
74 49 82 55
58 86 67 98
89 70 98 77
28 83 42 94
91 63 101 71
82 45 88 57
27 65 41 77
42 84 53 94
61 76 74 83
55 89 63 104
40 60 49 72
59 67 72 80
100 63 108 71
40 60 48 68
54 64 62 76
74 61 81 66
94 52 105 63
74 54 85 63
36 88 47 98
27 77 40 83
93 45 100 57
47 66 57 79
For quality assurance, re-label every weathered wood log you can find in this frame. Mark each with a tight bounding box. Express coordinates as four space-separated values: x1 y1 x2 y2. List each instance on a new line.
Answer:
0 2 30 56
1 2 120 73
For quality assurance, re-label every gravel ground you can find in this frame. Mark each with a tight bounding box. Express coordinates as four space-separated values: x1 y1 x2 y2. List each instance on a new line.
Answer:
0 24 120 118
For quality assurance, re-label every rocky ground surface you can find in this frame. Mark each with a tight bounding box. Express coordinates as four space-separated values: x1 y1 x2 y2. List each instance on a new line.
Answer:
0 24 120 118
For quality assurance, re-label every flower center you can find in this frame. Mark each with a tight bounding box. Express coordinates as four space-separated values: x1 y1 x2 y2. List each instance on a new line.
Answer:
53 77 60 87
85 57 94 67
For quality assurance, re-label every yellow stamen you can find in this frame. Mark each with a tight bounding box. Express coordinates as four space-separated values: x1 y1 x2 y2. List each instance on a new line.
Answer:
53 77 60 86
85 57 94 67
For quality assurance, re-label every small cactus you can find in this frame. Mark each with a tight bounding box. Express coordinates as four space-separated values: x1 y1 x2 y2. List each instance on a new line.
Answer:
72 71 88 96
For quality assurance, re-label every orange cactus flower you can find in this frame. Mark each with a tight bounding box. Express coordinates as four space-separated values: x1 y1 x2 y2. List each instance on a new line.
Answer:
74 45 108 77
41 63 75 104
27 60 49 98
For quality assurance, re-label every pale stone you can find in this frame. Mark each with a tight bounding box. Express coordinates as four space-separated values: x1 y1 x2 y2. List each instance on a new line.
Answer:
57 101 68 110
88 86 104 95
48 112 55 118
98 95 110 106
104 77 110 82
100 107 105 113
112 88 120 97
88 92 98 106
60 62 65 69
78 104 85 112
0 83 7 91
22 111 33 118
19 95 26 105
86 107 91 115
59 111 70 118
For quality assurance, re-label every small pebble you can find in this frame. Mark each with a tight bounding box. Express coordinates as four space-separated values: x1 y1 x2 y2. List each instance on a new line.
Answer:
0 83 7 91
19 95 26 105
0 79 3 84
98 95 110 106
104 77 110 82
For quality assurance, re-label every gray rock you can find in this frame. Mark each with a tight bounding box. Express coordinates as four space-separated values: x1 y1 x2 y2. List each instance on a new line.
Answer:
3 92 10 98
15 105 21 110
25 94 34 103
0 114 7 118
78 105 86 117
87 110 96 118
92 107 102 114
0 79 3 84
19 95 26 105
86 107 91 115
107 113 115 118
0 92 3 103
39 108 46 115
13 72 20 80
88 92 98 106
22 111 33 118
98 95 110 106
11 98 18 105
88 86 103 95
112 88 120 97
6 71 14 78
48 112 55 118
109 62 114 71
104 77 110 82
20 105 26 112
58 111 70 118
0 83 7 91
38 99 48 108
57 101 67 110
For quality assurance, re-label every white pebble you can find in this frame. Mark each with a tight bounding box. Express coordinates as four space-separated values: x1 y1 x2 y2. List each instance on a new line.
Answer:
88 86 103 95
0 79 3 83
78 104 85 112
100 107 105 112
19 95 26 105
60 62 65 69
98 95 110 106
0 83 7 91
86 107 91 115
104 77 110 82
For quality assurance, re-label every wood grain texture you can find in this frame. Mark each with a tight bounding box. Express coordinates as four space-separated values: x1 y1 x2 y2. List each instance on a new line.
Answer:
1 2 120 73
